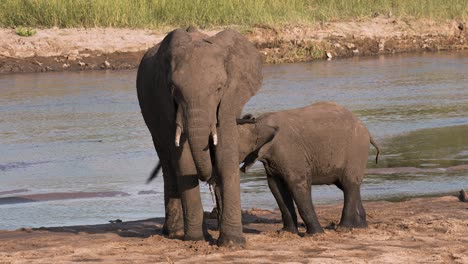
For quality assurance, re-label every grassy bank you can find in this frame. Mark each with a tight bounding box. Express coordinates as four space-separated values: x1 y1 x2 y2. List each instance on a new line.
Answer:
0 0 466 29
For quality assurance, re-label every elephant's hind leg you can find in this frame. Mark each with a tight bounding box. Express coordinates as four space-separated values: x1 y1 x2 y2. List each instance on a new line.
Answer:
337 181 367 228
267 175 298 233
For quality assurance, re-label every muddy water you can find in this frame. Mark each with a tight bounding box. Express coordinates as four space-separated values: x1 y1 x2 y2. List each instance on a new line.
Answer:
1 51 467 230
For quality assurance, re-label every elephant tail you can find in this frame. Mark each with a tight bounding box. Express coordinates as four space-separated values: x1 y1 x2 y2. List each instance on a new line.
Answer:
369 135 380 164
146 161 162 184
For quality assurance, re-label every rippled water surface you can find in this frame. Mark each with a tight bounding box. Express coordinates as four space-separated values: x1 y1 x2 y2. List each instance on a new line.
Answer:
1 51 467 230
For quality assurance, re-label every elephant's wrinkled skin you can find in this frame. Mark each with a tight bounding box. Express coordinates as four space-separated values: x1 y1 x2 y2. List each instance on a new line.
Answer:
237 102 379 234
137 27 263 246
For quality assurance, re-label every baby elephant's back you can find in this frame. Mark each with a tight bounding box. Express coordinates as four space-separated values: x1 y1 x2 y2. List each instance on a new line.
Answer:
266 102 370 183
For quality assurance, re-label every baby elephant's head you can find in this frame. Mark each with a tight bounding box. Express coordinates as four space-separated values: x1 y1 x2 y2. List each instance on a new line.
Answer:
236 114 279 173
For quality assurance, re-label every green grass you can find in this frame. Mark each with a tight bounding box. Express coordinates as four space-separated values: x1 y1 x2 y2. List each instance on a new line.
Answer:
15 26 37 37
0 0 466 29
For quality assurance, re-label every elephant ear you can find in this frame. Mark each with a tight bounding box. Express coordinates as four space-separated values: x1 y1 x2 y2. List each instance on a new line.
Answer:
207 29 263 116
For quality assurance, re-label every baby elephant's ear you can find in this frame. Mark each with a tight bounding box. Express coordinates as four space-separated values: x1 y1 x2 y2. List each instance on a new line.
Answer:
257 126 279 159
240 126 279 173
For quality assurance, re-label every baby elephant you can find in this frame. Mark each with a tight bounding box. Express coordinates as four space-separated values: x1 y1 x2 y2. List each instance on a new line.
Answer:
237 101 379 235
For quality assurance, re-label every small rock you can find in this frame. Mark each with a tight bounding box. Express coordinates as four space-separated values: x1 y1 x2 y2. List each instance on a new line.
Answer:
333 43 341 48
45 66 53 71
81 53 91 57
17 227 32 232
326 52 333 59
67 54 79 61
62 63 70 68
352 49 359 54
378 39 385 51
109 219 123 224
78 61 86 67
388 11 393 18
104 60 111 68
459 189 467 202
346 43 355 49
372 12 379 18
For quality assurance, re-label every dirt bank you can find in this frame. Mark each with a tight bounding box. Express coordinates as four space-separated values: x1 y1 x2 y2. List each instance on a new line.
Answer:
0 17 466 73
0 196 467 263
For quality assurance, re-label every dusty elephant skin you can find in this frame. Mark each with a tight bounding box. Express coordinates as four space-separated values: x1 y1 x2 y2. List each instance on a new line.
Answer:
236 102 379 235
136 27 263 246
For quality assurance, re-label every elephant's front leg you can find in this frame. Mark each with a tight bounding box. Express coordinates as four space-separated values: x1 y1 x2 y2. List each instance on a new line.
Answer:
161 168 184 238
215 118 245 247
153 140 184 238
177 174 205 240
176 142 205 241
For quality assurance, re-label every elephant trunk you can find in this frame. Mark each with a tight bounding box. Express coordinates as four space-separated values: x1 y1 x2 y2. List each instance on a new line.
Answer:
186 111 213 182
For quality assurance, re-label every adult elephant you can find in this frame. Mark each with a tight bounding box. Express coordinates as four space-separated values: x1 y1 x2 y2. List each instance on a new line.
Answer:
136 27 263 246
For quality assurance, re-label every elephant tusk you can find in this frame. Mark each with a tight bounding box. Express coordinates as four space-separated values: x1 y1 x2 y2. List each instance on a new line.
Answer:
175 126 182 147
211 126 218 146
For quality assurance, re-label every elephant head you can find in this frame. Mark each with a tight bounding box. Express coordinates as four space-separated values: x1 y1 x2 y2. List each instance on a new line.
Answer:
236 116 279 173
155 28 263 181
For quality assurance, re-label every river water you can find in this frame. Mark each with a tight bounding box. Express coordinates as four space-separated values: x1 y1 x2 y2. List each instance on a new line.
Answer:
1 51 467 230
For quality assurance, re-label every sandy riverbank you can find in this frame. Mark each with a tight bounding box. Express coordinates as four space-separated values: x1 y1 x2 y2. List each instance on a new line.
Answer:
0 17 466 73
0 195 467 263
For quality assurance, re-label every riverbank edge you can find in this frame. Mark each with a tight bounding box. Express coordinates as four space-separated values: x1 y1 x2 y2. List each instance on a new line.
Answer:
0 17 466 73
0 195 467 263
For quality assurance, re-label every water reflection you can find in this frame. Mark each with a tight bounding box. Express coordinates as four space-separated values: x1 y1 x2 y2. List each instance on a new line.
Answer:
374 125 468 168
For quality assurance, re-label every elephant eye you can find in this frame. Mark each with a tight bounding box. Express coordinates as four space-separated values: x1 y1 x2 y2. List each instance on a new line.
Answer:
170 84 184 102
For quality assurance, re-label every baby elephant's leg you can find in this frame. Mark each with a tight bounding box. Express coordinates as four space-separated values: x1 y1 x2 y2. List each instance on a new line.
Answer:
289 179 324 235
337 180 367 228
267 175 298 233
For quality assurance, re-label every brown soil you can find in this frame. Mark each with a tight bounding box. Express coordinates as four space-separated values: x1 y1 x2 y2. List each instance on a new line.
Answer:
0 196 467 263
0 17 466 73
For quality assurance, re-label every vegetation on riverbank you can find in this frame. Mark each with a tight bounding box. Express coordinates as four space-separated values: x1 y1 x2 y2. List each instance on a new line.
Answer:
0 0 466 28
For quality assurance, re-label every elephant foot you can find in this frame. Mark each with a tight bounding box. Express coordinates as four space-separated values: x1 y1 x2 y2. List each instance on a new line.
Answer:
217 233 246 248
279 225 298 234
338 220 368 229
162 227 184 239
339 211 368 228
305 225 324 235
184 233 206 241
183 227 208 242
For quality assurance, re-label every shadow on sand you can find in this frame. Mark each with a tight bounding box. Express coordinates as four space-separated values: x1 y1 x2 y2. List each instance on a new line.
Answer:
32 210 283 240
